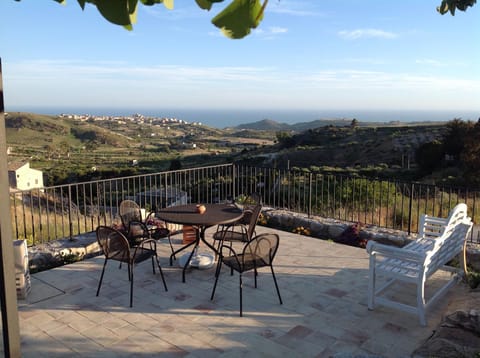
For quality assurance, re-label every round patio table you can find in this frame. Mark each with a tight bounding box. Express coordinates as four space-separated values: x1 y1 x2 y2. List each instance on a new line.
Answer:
156 203 243 282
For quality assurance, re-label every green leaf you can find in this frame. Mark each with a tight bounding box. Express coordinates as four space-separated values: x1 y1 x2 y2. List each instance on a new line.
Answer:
212 0 264 39
95 0 138 27
140 0 165 5
437 0 449 14
95 0 130 26
76 0 87 10
195 0 225 11
163 0 174 10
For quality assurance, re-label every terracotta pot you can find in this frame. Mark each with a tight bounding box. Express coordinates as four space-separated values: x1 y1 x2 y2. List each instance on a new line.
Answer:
182 226 197 245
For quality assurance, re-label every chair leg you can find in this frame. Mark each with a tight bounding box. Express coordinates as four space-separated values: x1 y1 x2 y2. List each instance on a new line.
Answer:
96 259 108 297
270 266 283 305
239 273 243 317
130 263 134 307
154 254 168 292
211 260 223 300
254 268 258 288
167 235 176 260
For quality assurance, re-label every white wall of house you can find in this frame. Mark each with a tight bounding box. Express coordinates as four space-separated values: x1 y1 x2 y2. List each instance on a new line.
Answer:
10 163 44 190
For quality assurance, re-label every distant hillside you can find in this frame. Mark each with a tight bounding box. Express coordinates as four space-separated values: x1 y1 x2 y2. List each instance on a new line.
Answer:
235 119 291 131
252 124 448 171
234 118 447 132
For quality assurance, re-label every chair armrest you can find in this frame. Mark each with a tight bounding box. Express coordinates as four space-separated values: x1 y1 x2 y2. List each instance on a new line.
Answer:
366 240 426 262
220 244 242 267
131 237 157 256
145 211 155 223
128 220 149 232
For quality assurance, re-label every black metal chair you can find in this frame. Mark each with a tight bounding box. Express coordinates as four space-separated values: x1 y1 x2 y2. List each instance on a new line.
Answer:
96 226 168 307
211 232 283 316
212 203 262 257
119 200 175 257
233 192 262 225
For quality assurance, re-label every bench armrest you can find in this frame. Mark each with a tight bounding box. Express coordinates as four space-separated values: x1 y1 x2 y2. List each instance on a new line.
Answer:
366 240 426 262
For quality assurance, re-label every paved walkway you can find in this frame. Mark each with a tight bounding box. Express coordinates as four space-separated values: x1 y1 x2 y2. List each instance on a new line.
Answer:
8 227 472 357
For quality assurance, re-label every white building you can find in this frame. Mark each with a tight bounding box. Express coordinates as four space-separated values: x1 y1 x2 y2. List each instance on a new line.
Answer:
8 162 44 190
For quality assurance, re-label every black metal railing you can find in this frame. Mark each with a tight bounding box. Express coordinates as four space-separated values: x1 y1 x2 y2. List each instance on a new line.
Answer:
10 163 480 245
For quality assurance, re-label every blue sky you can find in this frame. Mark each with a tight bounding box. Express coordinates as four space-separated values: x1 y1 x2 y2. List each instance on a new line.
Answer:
1 0 479 125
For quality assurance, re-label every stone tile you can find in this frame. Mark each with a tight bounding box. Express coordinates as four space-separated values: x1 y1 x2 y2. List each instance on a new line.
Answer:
8 227 471 357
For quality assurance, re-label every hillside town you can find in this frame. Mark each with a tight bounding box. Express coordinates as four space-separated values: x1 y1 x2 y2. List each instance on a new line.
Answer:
58 112 204 127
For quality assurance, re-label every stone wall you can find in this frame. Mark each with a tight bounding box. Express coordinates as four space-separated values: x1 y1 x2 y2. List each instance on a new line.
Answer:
261 208 480 271
25 208 480 273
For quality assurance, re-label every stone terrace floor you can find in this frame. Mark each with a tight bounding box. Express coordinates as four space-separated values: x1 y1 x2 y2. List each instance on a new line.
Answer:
6 226 474 357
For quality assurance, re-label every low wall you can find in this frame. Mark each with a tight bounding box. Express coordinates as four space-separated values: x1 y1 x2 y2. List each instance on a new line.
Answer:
26 208 480 273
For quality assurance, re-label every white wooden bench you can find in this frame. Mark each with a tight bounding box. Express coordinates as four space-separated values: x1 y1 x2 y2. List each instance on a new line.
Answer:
366 203 472 325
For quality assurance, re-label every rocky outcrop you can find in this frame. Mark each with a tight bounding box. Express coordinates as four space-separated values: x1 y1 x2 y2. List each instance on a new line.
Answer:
27 232 100 272
412 289 480 358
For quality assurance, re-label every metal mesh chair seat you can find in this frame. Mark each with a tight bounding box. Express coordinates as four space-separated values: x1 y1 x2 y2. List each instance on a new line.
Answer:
212 204 262 255
95 226 168 307
221 253 269 273
211 232 283 316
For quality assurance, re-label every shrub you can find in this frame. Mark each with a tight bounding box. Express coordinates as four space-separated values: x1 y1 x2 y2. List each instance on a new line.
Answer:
334 222 368 248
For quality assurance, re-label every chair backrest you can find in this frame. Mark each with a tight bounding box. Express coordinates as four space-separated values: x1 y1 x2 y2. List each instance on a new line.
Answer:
425 218 472 276
243 233 280 266
96 226 130 261
246 204 262 241
418 203 468 240
119 200 143 227
243 192 261 208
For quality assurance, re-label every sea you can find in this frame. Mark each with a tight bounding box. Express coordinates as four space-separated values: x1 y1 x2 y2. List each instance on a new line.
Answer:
8 106 479 129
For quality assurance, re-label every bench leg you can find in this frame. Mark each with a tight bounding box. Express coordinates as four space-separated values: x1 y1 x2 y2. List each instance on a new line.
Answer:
367 255 376 310
417 275 427 326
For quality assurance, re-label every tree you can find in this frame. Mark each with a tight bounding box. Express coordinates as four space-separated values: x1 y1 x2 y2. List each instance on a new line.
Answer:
275 131 295 149
14 0 476 39
460 121 480 185
442 118 474 160
415 140 444 174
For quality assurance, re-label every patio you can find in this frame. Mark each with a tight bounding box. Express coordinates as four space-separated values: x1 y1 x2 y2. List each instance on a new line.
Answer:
10 226 472 357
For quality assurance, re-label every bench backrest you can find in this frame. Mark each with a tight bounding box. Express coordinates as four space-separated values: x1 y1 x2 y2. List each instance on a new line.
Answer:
418 203 468 240
424 218 472 275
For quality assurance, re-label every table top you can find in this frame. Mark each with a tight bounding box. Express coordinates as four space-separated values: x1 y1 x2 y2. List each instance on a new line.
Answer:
156 203 243 227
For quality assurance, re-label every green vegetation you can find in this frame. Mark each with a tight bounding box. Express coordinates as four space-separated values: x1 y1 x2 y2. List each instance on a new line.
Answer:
6 112 274 186
7 112 480 190
17 0 475 40
414 119 480 187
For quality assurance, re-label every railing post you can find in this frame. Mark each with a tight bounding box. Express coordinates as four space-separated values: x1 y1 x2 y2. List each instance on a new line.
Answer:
408 183 414 235
68 185 73 240
308 172 312 218
232 163 236 201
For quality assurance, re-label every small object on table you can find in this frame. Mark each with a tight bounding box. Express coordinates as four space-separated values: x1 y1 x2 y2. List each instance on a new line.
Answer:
196 204 207 214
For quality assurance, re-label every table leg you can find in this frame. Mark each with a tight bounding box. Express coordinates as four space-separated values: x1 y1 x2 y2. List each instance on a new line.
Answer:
173 225 221 283
181 229 203 283
169 239 196 266
199 226 220 257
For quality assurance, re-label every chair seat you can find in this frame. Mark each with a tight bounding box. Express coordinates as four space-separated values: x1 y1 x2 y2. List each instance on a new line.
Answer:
131 247 157 263
213 230 248 243
223 253 268 272
210 232 282 317
151 227 170 240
